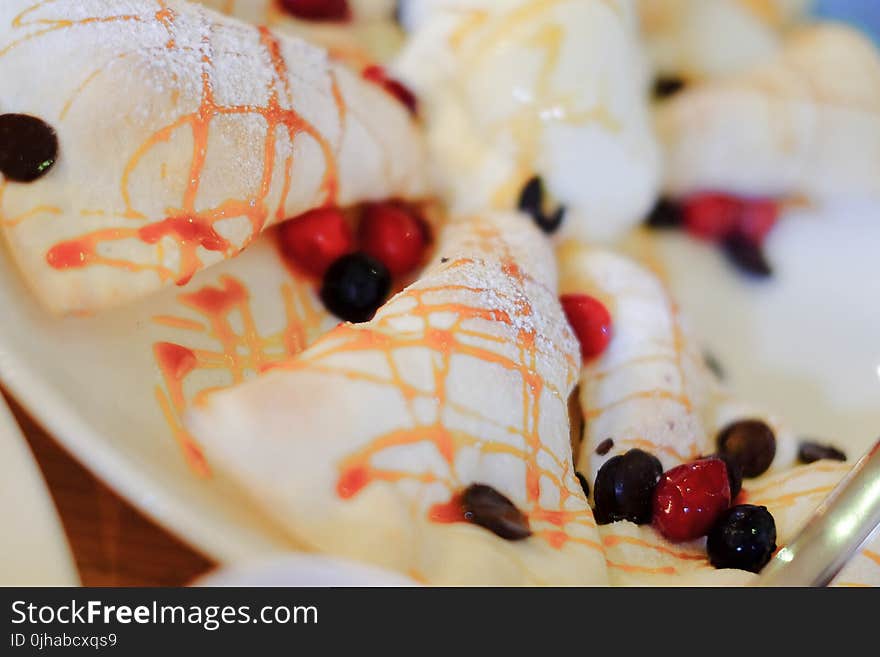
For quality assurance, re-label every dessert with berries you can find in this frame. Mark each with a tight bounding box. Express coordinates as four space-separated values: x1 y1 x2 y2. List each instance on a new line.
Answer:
0 0 878 587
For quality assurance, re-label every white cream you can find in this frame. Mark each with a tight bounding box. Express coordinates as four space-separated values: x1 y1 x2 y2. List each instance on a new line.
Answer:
394 0 661 243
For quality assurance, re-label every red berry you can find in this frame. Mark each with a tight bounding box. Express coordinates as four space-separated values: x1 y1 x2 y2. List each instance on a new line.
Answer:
362 65 418 115
653 458 731 543
682 193 740 242
278 207 354 277
278 0 350 21
736 198 779 245
359 202 428 277
560 294 613 362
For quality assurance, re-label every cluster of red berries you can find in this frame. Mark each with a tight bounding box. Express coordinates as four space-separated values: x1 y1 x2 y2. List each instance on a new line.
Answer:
682 193 778 245
278 201 428 280
647 193 780 277
593 419 780 571
277 202 429 323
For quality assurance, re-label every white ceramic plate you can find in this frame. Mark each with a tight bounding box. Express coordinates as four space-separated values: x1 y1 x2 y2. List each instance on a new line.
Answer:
0 396 79 585
1 204 879 568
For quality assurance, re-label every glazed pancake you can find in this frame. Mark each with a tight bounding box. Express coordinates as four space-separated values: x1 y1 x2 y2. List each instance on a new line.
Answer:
656 24 880 203
558 242 797 484
0 0 426 314
189 212 610 585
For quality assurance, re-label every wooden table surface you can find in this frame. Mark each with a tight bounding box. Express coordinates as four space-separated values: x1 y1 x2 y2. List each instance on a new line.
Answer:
4 391 214 587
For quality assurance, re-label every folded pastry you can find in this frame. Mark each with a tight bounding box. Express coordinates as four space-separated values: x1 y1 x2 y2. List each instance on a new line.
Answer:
639 0 811 80
394 0 661 243
0 0 426 314
559 242 797 482
188 211 610 585
656 24 880 202
559 242 879 586
196 0 404 67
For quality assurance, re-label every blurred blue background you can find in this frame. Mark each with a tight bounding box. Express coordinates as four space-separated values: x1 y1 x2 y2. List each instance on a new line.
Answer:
815 0 880 42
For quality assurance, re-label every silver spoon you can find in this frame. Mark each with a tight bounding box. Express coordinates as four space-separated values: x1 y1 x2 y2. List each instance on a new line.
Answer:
754 438 880 587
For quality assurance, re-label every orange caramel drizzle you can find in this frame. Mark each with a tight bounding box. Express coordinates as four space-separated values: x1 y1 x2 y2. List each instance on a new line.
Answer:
3 3 341 285
152 268 328 476
266 220 596 552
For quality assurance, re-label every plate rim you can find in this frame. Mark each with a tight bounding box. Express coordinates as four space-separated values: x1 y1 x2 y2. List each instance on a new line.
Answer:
0 393 80 586
0 347 268 567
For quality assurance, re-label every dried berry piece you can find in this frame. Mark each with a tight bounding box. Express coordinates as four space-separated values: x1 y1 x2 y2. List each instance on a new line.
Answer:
653 76 687 99
462 484 532 541
595 438 614 456
717 420 777 479
798 441 847 464
0 114 58 183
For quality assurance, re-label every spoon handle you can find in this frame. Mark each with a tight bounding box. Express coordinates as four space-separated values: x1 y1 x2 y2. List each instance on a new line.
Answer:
755 438 880 587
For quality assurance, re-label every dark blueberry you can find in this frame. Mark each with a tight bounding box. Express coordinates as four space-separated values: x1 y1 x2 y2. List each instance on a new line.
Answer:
722 232 773 278
518 175 543 215
703 452 743 499
595 438 614 456
539 206 566 234
517 175 566 234
592 448 663 525
320 252 391 323
703 350 725 380
653 76 687 100
575 472 590 499
462 483 531 541
798 441 847 464
644 197 684 229
717 419 777 479
0 114 58 183
707 505 777 573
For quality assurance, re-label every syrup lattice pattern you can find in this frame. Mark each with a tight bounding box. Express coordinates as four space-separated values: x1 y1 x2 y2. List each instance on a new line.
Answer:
196 0 393 69
195 216 606 560
151 246 331 477
1 0 346 287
